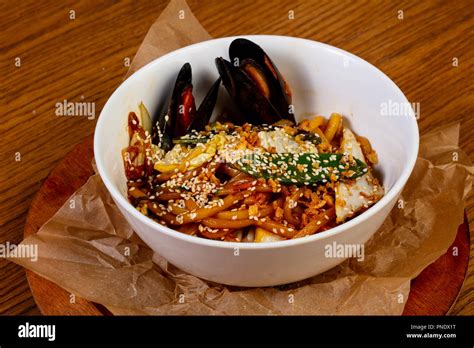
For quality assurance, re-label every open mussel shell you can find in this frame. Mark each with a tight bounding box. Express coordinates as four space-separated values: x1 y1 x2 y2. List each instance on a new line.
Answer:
240 58 271 99
229 38 295 123
215 57 283 125
152 63 221 150
152 63 193 150
189 77 221 132
169 63 196 138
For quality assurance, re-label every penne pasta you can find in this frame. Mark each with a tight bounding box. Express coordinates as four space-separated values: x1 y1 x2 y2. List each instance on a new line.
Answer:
324 113 342 142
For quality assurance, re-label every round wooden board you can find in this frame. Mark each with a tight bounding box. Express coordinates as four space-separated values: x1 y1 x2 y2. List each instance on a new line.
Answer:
24 135 470 315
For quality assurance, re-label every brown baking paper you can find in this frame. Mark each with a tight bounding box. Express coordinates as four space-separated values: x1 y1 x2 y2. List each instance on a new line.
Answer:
9 0 474 315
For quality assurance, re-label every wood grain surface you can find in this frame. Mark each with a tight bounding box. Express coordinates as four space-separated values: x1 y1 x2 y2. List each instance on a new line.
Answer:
1 0 473 315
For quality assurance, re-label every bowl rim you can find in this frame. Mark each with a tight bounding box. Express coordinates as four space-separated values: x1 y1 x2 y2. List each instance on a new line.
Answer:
94 34 419 250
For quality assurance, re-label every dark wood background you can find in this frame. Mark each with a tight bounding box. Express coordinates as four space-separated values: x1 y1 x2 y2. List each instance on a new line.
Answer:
1 0 472 315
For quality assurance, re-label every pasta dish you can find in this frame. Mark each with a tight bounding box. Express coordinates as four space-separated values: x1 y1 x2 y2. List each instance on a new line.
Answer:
122 38 384 242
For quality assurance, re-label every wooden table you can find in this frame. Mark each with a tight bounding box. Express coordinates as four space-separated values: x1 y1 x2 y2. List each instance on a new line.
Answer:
1 0 473 315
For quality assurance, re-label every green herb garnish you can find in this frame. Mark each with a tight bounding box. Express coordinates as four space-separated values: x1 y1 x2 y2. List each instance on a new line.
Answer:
234 152 367 185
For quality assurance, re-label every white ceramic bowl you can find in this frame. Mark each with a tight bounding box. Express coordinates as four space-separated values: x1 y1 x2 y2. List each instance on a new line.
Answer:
94 35 418 287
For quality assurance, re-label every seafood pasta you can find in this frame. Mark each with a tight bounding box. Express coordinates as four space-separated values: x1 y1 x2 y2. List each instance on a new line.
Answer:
122 39 384 243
